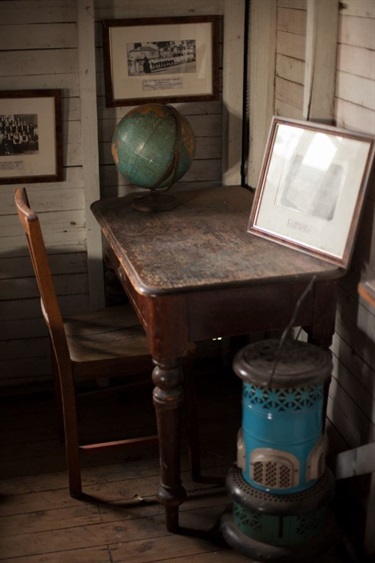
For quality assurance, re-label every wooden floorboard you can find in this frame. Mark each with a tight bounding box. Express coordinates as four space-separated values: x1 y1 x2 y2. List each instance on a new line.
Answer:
0 368 362 562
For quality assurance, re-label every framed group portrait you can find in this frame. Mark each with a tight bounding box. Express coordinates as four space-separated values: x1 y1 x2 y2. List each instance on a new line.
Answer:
0 89 63 184
102 16 222 107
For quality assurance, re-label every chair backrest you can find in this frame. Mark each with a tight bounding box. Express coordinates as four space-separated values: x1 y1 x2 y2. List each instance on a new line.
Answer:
15 188 71 367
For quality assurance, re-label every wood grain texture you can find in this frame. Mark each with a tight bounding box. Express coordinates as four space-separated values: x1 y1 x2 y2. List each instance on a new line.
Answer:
92 186 341 295
0 0 233 389
0 373 357 562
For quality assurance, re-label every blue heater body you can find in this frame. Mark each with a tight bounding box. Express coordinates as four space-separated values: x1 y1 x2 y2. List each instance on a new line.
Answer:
239 381 326 494
221 338 337 562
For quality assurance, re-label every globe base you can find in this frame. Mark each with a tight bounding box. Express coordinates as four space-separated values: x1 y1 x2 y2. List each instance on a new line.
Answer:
132 192 179 212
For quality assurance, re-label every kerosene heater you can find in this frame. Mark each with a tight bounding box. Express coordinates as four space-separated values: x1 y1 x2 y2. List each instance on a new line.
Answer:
221 338 338 562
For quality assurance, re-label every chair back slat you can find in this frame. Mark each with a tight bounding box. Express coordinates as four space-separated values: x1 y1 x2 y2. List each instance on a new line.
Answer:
15 188 71 366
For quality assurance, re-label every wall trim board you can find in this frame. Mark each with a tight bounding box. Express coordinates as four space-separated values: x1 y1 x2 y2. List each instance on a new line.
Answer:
78 0 105 309
222 0 246 186
247 0 277 188
303 0 339 122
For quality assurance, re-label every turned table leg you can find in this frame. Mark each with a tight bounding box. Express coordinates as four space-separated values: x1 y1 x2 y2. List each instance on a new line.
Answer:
152 360 187 532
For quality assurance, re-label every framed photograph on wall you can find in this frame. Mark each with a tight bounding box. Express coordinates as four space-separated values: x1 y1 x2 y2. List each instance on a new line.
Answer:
248 117 375 269
102 16 222 107
0 89 63 184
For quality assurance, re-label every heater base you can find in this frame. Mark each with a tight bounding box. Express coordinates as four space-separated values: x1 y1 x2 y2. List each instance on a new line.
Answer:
220 510 339 563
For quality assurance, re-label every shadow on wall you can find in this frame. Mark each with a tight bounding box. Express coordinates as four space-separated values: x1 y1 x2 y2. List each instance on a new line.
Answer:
326 176 375 557
0 243 101 389
328 167 375 445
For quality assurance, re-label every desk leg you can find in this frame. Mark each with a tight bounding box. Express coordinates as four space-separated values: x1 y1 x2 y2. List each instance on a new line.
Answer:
152 360 186 532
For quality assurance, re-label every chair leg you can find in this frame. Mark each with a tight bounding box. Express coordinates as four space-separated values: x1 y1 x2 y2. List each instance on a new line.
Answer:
54 359 82 498
62 389 82 498
50 342 65 442
50 340 82 497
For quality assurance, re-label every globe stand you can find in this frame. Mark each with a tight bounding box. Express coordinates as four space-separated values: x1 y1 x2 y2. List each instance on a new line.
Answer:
132 191 179 212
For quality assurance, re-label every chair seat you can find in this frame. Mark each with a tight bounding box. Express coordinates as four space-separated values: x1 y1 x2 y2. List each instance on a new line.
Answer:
64 303 153 380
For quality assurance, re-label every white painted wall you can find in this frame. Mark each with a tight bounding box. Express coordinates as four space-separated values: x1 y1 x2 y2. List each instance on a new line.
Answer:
0 0 244 388
247 1 374 554
0 0 88 387
330 0 375 444
330 1 375 554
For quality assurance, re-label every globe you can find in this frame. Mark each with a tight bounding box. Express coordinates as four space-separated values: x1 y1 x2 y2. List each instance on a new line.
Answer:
111 103 196 211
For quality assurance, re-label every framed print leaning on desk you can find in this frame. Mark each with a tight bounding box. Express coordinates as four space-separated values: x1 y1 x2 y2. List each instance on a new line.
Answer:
248 117 375 269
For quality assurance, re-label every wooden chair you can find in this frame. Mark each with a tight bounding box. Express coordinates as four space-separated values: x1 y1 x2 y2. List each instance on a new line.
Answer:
15 187 161 499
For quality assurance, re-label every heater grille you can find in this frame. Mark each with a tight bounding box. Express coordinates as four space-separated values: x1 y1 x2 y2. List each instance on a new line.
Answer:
243 383 322 412
250 449 298 489
232 502 326 546
228 464 334 514
233 502 262 533
253 460 293 488
296 509 325 537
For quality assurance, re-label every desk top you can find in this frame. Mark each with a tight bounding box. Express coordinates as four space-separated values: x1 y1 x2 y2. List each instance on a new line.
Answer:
91 186 343 296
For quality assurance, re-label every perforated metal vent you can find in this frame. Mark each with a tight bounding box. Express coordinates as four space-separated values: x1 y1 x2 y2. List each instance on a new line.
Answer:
233 503 262 533
295 508 325 537
228 464 334 513
232 502 326 545
243 383 322 412
250 448 299 489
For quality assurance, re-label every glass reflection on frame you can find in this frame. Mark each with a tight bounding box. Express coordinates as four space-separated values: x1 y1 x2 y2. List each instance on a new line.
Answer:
248 117 375 268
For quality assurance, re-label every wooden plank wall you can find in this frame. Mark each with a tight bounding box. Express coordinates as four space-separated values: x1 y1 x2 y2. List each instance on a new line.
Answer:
0 0 89 388
0 0 231 390
256 0 375 461
247 0 306 188
275 0 306 119
327 0 375 455
94 0 226 199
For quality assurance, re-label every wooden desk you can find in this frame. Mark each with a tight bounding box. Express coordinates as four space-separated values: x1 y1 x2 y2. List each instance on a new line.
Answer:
91 185 344 532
